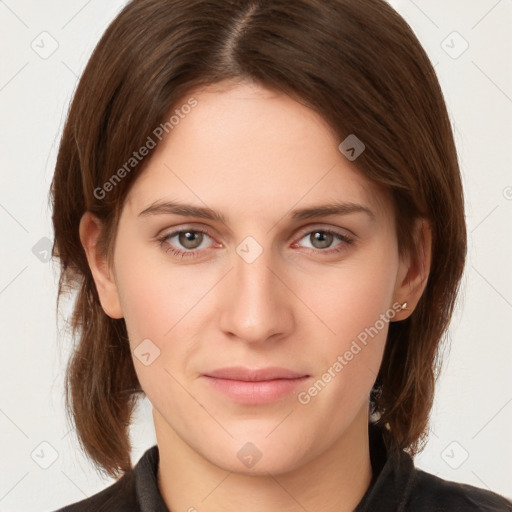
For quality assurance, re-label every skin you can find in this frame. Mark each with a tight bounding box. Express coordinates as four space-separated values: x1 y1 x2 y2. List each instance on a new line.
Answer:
80 80 431 512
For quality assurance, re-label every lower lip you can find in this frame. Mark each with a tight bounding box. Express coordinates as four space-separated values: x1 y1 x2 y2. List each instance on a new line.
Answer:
202 376 310 404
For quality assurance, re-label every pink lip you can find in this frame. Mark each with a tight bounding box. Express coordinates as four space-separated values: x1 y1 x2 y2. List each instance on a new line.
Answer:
202 366 311 404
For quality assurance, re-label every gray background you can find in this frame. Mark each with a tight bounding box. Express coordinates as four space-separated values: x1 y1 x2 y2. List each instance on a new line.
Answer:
0 0 511 510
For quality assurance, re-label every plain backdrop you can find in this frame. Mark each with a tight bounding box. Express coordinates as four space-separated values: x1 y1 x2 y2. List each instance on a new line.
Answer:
0 0 511 510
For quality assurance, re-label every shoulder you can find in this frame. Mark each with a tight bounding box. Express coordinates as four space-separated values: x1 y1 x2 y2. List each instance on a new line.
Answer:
408 468 512 511
52 469 137 512
51 445 165 512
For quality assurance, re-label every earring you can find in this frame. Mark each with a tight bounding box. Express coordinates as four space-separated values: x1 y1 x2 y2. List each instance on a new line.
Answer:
400 301 408 311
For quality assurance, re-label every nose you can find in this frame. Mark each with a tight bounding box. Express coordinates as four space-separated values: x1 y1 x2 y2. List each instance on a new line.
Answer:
218 241 294 345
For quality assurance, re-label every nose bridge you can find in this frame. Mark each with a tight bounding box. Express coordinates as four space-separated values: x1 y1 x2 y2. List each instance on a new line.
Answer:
219 236 292 343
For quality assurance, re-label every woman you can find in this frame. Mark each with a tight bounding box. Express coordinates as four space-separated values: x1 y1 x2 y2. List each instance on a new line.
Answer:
51 0 512 510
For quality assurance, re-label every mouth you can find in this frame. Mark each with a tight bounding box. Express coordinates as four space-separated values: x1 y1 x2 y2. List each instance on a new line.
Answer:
201 366 311 404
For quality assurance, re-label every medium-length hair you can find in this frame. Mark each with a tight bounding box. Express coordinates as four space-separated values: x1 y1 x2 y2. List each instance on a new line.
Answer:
51 0 467 478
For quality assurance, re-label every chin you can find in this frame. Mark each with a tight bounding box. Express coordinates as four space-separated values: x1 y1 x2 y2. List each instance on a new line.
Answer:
197 432 313 476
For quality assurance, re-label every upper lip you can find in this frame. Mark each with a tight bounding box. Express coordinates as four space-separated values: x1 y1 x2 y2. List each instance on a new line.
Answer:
203 366 309 381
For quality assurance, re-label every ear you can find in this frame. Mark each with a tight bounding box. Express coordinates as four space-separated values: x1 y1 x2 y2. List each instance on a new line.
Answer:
79 211 123 319
391 218 432 321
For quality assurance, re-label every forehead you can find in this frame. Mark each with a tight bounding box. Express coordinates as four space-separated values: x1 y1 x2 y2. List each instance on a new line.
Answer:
123 81 392 223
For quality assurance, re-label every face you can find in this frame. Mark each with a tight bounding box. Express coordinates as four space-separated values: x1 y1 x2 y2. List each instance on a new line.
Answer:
91 81 412 475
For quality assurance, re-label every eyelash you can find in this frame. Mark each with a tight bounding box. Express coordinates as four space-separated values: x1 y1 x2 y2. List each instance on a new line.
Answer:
157 227 354 259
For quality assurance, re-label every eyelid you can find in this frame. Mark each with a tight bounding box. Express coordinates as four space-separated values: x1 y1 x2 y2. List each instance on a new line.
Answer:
294 223 356 240
158 223 218 239
158 223 356 261
158 222 355 245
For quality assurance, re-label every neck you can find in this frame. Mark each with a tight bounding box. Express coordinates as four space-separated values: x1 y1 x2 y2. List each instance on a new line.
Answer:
155 405 373 512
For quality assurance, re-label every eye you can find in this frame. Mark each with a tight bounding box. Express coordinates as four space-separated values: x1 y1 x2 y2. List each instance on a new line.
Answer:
158 226 355 259
158 228 217 258
293 228 354 255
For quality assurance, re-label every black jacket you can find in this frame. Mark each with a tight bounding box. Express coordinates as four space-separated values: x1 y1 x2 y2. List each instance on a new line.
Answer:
54 425 512 511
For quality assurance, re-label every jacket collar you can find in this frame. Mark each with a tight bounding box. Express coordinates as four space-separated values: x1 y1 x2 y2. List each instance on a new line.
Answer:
133 423 416 512
355 423 416 511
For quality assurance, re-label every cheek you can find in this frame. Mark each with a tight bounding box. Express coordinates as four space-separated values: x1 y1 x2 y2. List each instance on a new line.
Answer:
114 221 398 412
293 240 398 406
114 231 194 340
113 234 210 387
114 259 193 413
299 238 399 347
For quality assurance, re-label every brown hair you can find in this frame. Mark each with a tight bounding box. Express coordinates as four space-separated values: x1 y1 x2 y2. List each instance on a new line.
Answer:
51 0 466 478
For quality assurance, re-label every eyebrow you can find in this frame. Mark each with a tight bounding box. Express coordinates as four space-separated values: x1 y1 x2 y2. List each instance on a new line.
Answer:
138 200 375 223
